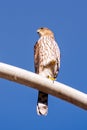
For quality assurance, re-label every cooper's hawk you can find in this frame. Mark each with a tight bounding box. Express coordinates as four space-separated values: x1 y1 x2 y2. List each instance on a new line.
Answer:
34 27 60 115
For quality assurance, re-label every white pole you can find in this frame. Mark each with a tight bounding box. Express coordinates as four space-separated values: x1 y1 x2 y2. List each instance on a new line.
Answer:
0 62 87 110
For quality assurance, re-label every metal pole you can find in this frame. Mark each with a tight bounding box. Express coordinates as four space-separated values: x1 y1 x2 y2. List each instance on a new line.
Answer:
0 62 87 110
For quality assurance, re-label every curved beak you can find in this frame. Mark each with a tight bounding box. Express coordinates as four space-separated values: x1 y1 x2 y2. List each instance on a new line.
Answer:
37 29 40 33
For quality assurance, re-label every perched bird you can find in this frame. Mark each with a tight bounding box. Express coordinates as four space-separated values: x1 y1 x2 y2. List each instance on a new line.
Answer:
34 27 60 116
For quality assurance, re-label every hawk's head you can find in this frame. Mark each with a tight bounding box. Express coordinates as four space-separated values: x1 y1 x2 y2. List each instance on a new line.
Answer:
37 27 54 38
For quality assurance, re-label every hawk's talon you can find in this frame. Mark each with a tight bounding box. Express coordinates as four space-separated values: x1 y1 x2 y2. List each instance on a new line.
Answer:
48 76 56 83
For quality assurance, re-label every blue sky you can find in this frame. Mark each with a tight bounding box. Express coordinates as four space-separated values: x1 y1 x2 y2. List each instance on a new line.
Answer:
0 0 87 129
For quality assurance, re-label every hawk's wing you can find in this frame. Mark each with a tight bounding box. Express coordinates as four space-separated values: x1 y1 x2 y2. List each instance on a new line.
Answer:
34 42 39 73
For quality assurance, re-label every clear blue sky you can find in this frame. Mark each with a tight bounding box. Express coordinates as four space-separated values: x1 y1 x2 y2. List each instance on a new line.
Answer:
0 0 87 129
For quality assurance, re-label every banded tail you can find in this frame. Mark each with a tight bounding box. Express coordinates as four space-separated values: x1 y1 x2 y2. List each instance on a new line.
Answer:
37 91 48 116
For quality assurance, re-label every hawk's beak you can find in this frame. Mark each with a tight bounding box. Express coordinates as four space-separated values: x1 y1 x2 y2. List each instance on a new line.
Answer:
37 29 40 33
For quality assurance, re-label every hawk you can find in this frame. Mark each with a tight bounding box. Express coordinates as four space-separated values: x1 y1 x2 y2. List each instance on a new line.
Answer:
34 27 60 115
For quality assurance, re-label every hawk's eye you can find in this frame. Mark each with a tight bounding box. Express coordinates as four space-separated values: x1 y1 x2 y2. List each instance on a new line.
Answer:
40 27 44 29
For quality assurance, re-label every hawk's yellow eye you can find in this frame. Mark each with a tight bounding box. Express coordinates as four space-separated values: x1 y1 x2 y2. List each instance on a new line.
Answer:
40 27 44 29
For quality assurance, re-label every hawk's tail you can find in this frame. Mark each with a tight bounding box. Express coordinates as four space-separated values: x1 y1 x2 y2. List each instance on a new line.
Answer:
37 91 48 116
